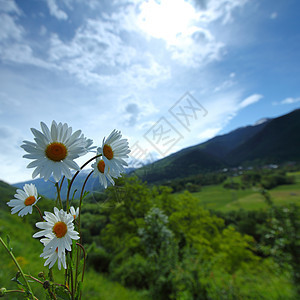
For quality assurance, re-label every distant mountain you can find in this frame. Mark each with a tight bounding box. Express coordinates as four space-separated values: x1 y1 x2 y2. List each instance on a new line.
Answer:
12 109 300 193
196 119 270 159
13 169 102 200
13 168 134 200
134 109 300 183
225 109 300 165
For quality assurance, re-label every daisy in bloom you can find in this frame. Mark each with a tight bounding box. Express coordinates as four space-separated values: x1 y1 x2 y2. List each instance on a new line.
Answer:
21 121 88 182
69 206 79 220
91 156 121 188
80 133 96 154
7 184 40 217
33 207 79 257
98 129 130 175
40 238 66 270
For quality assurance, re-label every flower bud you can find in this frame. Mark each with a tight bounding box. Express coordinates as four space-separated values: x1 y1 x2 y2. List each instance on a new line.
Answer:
0 288 6 297
43 280 50 289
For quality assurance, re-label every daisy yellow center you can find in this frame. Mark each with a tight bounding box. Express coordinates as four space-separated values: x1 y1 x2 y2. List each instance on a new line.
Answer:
103 144 114 160
24 196 36 206
53 222 67 238
45 142 67 162
97 160 105 174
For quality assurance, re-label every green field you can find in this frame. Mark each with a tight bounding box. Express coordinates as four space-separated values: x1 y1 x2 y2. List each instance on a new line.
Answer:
1 172 299 299
184 171 300 211
0 209 148 300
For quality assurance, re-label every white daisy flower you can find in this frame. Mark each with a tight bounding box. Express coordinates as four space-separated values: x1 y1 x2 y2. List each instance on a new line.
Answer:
7 184 40 217
69 206 79 220
91 156 121 189
33 207 79 257
80 133 97 153
98 130 130 175
40 238 67 270
21 121 87 182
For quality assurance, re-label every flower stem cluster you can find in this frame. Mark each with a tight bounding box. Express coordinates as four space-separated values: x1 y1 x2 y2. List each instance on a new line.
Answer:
3 120 130 300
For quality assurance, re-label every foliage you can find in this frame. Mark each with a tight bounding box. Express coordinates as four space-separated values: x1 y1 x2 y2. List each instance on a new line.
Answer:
79 176 297 299
2 169 299 299
161 172 227 193
260 203 300 294
240 169 295 189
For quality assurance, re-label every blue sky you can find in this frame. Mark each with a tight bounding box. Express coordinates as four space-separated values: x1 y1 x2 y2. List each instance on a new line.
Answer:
0 0 299 184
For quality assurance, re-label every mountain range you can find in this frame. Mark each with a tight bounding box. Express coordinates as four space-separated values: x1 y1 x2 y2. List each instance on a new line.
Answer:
133 108 300 183
12 108 300 196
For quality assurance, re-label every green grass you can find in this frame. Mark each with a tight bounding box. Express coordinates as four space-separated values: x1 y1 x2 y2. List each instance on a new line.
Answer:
0 209 148 300
181 171 300 211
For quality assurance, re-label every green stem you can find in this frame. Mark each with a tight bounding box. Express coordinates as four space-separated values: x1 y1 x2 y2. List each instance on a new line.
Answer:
76 243 86 300
76 243 86 283
49 269 54 282
55 182 63 209
0 237 35 300
48 288 57 300
78 170 94 240
59 176 65 192
75 170 93 293
70 251 74 300
66 154 101 209
4 289 39 299
25 274 43 285
34 204 44 222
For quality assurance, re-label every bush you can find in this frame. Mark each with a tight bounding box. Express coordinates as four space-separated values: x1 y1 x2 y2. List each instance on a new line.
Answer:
111 254 150 288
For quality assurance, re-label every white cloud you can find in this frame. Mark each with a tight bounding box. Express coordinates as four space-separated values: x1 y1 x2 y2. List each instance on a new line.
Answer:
239 94 263 108
46 0 68 20
0 43 53 69
113 0 249 68
0 13 23 40
0 0 21 14
198 127 222 140
214 77 236 92
120 94 159 127
168 26 224 67
0 0 281 184
270 12 278 19
0 0 248 86
195 0 249 24
281 97 300 104
134 0 226 67
0 91 21 114
39 25 47 36
47 19 170 88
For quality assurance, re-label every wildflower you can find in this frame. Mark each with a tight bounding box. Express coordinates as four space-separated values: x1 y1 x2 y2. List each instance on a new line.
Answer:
98 129 130 175
40 238 67 270
92 156 121 188
21 121 87 182
69 206 79 220
33 207 79 257
80 133 97 153
7 184 40 217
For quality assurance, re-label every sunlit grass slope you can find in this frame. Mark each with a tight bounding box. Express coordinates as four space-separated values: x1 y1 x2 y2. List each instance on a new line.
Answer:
0 181 148 300
183 172 300 211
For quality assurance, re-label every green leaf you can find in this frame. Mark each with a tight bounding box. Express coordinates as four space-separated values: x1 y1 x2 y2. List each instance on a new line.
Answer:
75 281 83 300
55 286 72 300
11 272 23 287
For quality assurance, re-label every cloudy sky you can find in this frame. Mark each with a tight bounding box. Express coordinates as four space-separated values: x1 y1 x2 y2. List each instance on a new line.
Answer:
0 0 299 184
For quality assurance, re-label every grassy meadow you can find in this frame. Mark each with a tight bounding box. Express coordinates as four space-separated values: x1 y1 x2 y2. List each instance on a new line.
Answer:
0 170 299 299
0 184 148 300
186 171 300 211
